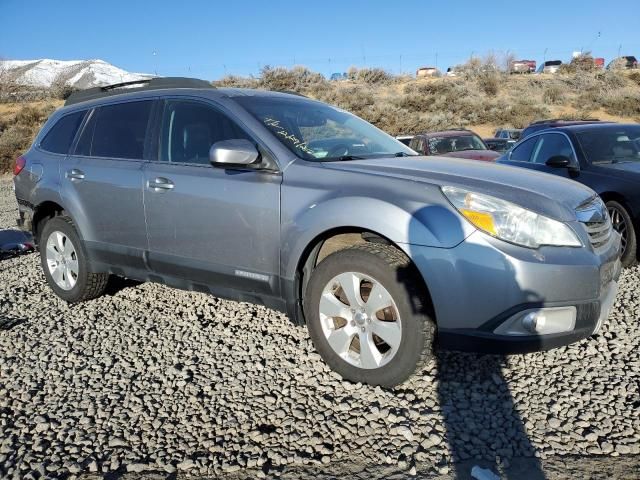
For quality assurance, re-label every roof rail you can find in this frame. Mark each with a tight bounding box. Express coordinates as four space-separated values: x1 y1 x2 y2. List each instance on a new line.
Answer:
530 118 601 125
65 77 214 106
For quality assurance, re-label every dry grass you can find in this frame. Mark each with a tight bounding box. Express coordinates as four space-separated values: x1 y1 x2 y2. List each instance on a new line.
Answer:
0 67 638 172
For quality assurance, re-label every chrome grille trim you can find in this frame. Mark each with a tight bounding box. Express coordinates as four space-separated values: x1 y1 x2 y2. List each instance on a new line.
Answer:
584 217 613 250
576 196 613 251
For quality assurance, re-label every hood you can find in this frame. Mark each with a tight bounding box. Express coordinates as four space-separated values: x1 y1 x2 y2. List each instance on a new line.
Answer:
439 150 501 161
320 156 597 222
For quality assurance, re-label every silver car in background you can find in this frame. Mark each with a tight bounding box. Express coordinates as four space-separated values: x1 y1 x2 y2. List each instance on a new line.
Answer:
13 78 621 387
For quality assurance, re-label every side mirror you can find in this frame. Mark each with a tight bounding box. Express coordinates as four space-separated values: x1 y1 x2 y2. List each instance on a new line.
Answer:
545 155 571 168
209 139 260 168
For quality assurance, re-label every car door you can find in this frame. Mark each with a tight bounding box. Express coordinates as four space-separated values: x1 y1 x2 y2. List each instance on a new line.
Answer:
142 98 281 297
60 99 154 270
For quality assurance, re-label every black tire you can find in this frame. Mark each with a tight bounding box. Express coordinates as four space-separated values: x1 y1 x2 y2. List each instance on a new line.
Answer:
606 200 637 268
39 215 109 302
304 243 436 388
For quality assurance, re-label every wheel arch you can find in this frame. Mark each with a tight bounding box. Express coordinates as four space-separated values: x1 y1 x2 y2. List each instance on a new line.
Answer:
32 200 65 244
291 226 436 326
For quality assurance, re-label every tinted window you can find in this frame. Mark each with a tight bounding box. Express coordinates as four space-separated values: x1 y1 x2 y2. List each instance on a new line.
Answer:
531 134 575 164
576 126 640 164
159 100 251 164
40 111 85 154
76 101 152 159
509 136 538 162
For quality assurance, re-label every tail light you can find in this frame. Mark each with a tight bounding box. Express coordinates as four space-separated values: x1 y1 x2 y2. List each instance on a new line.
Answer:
13 156 26 176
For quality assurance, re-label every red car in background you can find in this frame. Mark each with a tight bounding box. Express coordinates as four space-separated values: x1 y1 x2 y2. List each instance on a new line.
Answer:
510 59 536 73
408 129 501 161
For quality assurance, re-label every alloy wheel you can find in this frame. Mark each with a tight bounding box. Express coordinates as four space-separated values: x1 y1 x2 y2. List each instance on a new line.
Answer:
319 271 401 369
608 205 628 255
45 231 79 290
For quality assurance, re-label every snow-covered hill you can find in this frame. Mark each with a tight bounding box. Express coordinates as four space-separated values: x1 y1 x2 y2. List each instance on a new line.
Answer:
0 59 153 89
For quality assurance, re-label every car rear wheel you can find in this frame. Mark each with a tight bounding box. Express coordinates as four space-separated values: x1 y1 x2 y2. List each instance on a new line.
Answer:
304 243 435 388
606 201 637 268
40 215 109 302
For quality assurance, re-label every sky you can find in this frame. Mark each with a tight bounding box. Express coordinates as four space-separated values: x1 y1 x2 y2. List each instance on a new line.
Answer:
1 0 639 80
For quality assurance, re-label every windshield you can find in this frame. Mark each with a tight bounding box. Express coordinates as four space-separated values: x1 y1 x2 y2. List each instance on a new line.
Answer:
235 96 416 161
427 134 487 154
576 126 640 164
508 130 521 140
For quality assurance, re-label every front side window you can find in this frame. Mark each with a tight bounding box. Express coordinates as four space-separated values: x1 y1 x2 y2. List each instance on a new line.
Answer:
426 134 487 155
531 133 575 164
509 136 538 162
159 100 251 164
576 126 640 164
76 101 152 159
235 96 415 161
40 111 86 154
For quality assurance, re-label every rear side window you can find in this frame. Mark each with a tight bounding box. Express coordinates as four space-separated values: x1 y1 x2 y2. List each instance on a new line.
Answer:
509 136 538 162
159 100 251 164
76 101 152 159
40 111 85 154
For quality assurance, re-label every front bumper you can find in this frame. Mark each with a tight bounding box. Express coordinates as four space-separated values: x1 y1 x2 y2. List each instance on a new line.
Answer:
404 229 622 354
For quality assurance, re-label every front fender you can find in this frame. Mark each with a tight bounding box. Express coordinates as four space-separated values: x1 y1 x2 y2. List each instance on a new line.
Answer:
281 195 473 281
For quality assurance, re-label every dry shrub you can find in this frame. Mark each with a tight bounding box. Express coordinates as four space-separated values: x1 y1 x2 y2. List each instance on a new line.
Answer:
0 125 33 172
560 54 597 74
347 67 392 85
213 75 259 89
628 71 640 86
601 91 640 118
0 103 55 172
543 83 565 104
258 66 326 92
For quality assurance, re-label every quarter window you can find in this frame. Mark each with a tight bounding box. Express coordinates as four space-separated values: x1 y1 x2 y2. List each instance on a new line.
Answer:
509 136 538 162
75 101 153 159
159 100 251 164
531 134 575 164
40 111 86 154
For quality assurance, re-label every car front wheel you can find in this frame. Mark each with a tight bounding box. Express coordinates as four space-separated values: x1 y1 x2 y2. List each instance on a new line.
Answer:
304 243 435 388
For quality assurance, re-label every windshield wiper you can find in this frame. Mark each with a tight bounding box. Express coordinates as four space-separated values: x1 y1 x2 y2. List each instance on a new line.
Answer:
323 155 367 162
393 151 416 157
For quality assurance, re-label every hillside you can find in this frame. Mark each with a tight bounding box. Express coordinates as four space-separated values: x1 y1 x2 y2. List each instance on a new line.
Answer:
0 59 152 89
1 64 639 172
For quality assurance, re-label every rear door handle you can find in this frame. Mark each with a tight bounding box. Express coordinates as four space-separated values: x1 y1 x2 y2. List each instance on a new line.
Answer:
66 169 85 181
147 177 175 192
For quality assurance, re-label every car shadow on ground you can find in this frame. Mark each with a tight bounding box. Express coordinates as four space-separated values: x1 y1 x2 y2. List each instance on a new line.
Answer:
435 352 545 479
404 206 546 479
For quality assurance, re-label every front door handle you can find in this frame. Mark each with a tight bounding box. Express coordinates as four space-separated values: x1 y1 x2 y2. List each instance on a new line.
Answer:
147 177 175 192
66 169 85 181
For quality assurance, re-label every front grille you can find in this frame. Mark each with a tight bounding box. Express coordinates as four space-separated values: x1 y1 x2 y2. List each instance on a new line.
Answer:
584 216 613 249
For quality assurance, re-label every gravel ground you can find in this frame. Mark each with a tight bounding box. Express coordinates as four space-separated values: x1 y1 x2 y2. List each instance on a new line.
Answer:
1 175 639 480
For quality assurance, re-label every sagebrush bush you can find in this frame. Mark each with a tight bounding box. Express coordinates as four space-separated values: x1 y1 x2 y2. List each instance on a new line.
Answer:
0 103 55 172
347 67 392 85
0 125 34 172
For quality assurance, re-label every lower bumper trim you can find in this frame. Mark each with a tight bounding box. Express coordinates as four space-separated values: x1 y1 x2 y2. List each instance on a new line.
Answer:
438 327 594 354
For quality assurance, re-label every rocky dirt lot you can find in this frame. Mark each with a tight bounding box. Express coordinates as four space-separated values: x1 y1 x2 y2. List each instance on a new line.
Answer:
1 175 639 480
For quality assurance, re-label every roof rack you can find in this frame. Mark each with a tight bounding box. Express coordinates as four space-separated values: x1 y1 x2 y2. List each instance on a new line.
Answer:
65 77 215 106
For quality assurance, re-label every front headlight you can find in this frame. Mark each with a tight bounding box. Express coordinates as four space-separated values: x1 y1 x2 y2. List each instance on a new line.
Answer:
441 186 581 248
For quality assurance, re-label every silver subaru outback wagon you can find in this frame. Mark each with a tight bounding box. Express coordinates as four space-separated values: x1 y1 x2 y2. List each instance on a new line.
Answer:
13 77 621 387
